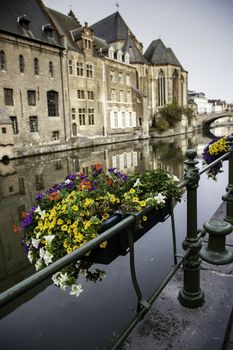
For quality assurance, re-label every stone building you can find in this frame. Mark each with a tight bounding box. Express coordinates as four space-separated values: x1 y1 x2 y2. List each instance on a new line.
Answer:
0 1 188 158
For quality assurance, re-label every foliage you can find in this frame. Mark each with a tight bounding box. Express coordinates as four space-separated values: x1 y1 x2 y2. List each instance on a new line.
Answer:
156 103 196 130
20 164 182 297
202 136 228 179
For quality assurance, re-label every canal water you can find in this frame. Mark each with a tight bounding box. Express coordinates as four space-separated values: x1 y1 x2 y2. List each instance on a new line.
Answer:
0 125 232 350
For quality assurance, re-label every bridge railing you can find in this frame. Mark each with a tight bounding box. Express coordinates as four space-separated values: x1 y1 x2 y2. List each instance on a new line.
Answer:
0 137 233 349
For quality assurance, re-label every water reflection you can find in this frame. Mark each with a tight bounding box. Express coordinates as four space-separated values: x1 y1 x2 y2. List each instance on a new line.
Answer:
0 126 233 349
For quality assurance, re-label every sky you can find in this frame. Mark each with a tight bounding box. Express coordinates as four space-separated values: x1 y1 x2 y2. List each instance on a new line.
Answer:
44 0 233 103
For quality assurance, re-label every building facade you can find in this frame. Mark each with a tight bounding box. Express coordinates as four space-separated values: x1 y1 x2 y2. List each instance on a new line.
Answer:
0 1 188 159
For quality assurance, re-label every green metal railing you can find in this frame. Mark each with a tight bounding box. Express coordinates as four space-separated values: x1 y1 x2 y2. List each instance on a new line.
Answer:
1 136 233 349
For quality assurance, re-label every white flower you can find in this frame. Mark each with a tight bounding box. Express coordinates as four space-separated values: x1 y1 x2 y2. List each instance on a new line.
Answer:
172 175 179 182
154 193 166 205
58 272 70 291
133 178 141 188
31 238 40 249
70 284 83 297
35 258 43 271
43 251 53 266
79 269 88 277
52 272 61 286
39 247 45 259
34 206 46 219
65 179 72 184
27 250 34 263
44 235 55 245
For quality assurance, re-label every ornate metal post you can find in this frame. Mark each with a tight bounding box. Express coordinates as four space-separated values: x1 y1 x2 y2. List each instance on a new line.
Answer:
178 149 205 308
222 135 233 224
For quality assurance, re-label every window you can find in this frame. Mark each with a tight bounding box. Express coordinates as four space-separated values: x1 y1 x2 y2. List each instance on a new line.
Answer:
72 123 77 136
125 53 130 64
84 39 91 49
122 112 125 127
29 116 38 132
108 48 115 59
47 90 59 116
111 89 116 101
110 70 115 82
52 131 59 140
43 24 54 38
119 90 124 102
34 58 39 75
126 74 130 85
27 90 36 106
77 90 85 99
114 111 118 128
19 55 25 73
158 70 166 106
4 88 13 105
71 108 76 120
78 108 86 125
119 73 123 84
127 91 131 103
88 108 94 125
10 116 18 134
35 174 44 191
54 160 62 170
2 127 6 134
49 61 54 78
76 61 83 76
0 50 6 71
87 90 94 100
172 69 179 103
18 177 25 194
69 60 73 75
117 50 123 62
86 64 93 78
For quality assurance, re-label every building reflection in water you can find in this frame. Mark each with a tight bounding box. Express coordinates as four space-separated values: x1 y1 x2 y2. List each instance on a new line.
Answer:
0 127 232 296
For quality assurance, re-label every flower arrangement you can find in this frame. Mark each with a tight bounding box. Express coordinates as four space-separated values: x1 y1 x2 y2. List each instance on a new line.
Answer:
202 136 228 179
20 164 181 297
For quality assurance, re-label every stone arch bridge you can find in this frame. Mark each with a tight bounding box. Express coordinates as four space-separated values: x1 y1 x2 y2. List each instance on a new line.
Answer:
197 112 233 138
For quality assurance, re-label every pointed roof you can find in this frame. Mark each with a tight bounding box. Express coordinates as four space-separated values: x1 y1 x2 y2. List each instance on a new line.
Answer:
90 12 131 43
0 0 63 48
122 34 149 64
144 39 183 68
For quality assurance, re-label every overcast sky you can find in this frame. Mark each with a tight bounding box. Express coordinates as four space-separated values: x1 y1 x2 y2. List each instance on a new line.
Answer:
44 0 233 103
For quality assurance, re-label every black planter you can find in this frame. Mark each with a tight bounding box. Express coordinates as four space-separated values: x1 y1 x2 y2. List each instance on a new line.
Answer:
86 200 172 265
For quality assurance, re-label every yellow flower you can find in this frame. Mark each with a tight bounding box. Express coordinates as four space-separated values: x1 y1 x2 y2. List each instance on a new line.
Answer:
130 188 136 194
142 215 147 221
133 197 139 202
61 224 68 231
72 205 79 212
72 245 78 251
140 201 147 207
57 218 63 225
84 198 94 208
84 221 92 230
67 247 72 254
63 240 69 248
102 213 110 220
100 241 108 248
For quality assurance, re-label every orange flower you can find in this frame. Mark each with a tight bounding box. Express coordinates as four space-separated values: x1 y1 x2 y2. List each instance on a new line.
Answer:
48 191 60 201
92 163 103 172
12 224 22 234
21 211 28 219
106 178 113 186
78 180 91 191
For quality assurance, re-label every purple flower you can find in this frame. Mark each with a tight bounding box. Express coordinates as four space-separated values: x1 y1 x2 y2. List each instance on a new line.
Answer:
121 175 128 182
66 174 76 181
108 167 116 173
35 193 43 201
22 214 33 229
66 182 74 189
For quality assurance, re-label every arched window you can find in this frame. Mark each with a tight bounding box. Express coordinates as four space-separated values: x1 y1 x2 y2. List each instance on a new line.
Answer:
172 69 179 103
0 50 6 71
157 70 166 106
19 55 25 73
181 75 184 106
72 123 77 136
47 90 59 116
49 61 54 78
34 57 39 75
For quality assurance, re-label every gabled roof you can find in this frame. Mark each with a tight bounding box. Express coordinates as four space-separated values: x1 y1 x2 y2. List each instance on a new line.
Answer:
46 8 82 52
144 39 183 68
0 0 63 48
90 12 131 43
121 34 149 64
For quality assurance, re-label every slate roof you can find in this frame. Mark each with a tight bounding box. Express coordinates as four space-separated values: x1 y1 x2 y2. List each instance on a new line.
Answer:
90 12 130 43
144 39 183 68
0 0 63 48
121 34 149 64
46 8 82 52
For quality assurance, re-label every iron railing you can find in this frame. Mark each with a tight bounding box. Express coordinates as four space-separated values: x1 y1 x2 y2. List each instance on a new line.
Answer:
1 136 233 349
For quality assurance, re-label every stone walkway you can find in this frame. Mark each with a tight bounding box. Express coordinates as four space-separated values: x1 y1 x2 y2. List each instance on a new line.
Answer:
123 202 233 350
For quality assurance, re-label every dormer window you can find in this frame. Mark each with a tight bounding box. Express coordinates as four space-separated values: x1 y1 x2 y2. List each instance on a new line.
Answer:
108 46 115 60
42 24 54 38
17 15 31 30
84 39 92 49
125 52 130 64
117 50 123 62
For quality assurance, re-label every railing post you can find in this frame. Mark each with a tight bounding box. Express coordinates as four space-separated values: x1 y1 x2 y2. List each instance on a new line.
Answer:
178 149 205 308
222 135 233 224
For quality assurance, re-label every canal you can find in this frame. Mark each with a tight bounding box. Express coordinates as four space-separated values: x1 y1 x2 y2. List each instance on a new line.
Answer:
0 125 232 350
